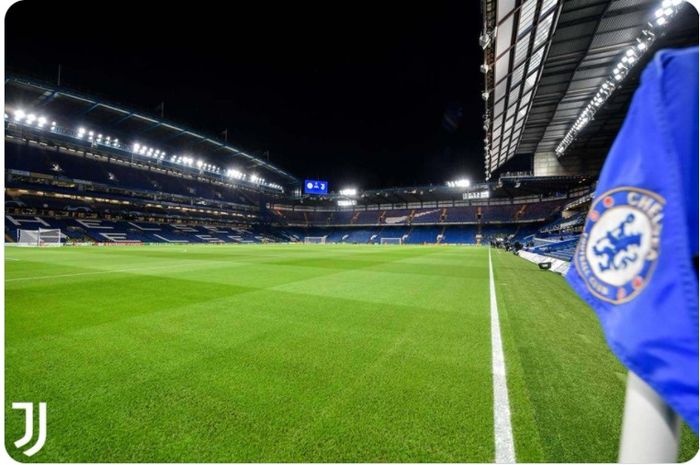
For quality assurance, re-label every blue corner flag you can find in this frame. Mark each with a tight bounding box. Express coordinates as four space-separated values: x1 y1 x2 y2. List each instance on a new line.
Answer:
566 47 699 432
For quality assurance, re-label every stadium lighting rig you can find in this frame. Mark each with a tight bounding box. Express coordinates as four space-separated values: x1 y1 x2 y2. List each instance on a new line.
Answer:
78 127 121 148
11 109 53 130
133 142 167 160
221 168 280 190
554 0 683 157
446 179 471 188
225 168 245 180
6 109 283 192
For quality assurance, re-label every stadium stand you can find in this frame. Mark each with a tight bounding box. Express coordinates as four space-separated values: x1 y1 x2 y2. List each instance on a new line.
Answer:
4 77 595 253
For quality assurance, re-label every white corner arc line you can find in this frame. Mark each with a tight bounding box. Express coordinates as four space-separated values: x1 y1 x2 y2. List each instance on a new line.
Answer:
489 247 516 463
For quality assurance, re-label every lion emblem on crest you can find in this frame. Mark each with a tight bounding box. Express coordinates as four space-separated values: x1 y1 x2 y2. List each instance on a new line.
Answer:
591 213 642 272
574 187 664 304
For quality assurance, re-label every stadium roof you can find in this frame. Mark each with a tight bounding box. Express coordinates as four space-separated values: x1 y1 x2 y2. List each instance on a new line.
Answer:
4 75 300 187
481 0 562 176
482 0 697 177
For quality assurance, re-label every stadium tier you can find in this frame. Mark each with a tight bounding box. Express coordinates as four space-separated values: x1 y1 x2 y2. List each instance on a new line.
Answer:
4 105 590 249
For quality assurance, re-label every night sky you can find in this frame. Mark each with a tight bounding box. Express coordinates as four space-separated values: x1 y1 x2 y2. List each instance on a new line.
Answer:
6 1 485 190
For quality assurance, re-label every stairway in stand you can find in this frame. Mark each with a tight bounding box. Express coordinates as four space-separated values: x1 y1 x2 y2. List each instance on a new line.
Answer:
437 225 446 244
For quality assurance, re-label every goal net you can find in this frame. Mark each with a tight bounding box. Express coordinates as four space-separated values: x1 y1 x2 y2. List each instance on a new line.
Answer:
304 236 327 244
380 237 403 245
17 228 63 247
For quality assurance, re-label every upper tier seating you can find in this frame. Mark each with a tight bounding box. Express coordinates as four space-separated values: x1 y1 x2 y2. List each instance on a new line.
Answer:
273 198 568 226
6 143 258 206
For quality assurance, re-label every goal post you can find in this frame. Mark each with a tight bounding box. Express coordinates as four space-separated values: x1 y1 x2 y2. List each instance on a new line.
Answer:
304 236 327 244
17 228 63 247
380 237 403 245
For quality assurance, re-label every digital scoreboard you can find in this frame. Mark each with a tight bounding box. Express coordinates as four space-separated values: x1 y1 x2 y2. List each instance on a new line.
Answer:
304 179 328 195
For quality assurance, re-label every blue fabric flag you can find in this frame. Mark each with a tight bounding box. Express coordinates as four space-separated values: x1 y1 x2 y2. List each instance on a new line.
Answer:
566 46 699 432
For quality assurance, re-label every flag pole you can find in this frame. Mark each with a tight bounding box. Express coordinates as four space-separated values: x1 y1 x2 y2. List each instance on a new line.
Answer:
618 371 681 463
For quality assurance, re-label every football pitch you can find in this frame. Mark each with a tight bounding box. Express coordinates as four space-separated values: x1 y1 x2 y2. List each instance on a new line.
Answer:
5 244 698 462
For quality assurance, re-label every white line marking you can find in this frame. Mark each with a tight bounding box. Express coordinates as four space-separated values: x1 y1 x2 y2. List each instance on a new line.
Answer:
6 257 20 261
489 247 516 463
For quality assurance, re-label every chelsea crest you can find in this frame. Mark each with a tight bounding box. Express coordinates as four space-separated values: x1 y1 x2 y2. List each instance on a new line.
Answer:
574 187 664 304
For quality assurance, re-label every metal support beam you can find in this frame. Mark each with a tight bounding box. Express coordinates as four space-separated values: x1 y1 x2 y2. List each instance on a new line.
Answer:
111 112 134 126
79 102 100 115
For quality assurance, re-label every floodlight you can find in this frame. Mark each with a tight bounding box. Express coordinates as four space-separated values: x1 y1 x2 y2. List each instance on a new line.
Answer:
447 179 470 188
14 109 25 121
227 168 243 179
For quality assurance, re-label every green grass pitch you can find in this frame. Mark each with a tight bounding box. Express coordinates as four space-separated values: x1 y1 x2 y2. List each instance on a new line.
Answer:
5 244 698 462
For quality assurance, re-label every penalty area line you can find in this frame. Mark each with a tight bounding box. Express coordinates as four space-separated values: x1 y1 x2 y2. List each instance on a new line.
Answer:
489 247 516 463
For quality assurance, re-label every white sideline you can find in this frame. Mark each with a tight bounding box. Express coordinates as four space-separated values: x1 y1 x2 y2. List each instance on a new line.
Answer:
489 247 516 463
